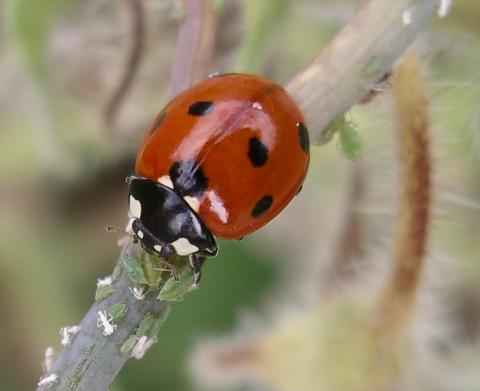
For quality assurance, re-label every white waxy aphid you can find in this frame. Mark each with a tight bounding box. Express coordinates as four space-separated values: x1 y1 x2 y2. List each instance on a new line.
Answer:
402 9 412 25
37 374 58 388
43 347 55 372
97 311 116 336
129 195 142 219
158 175 174 189
437 0 452 17
60 325 81 346
96 276 113 288
130 336 156 359
171 237 199 256
184 196 200 212
129 286 146 300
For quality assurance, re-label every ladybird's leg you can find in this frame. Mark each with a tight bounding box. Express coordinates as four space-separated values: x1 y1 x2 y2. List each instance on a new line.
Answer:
159 245 180 281
189 255 206 285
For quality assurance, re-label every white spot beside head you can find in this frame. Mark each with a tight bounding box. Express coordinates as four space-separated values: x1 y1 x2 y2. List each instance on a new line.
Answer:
252 102 263 110
158 175 174 189
171 238 199 256
402 9 412 25
154 244 162 253
137 230 144 239
129 196 142 219
184 196 200 212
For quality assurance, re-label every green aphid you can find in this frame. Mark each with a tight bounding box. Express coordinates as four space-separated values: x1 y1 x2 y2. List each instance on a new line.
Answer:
120 334 138 354
95 285 115 302
142 255 163 288
328 114 362 160
111 264 122 281
121 253 148 284
338 122 362 160
136 313 155 337
106 302 128 320
157 267 195 302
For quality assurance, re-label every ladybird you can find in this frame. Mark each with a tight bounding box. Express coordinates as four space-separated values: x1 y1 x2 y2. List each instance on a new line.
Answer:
128 73 309 282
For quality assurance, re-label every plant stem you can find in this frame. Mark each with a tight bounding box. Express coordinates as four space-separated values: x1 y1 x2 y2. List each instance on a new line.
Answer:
286 0 438 143
167 0 217 98
103 0 145 132
37 246 168 391
371 49 431 336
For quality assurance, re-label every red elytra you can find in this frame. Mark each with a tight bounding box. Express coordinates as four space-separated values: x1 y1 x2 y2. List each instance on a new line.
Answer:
135 73 310 239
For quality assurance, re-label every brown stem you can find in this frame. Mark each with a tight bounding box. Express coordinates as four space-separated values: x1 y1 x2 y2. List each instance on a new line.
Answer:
167 0 217 99
103 0 145 131
320 164 365 294
371 49 431 336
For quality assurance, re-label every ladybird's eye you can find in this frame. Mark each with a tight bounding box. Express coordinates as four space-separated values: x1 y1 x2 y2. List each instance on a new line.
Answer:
248 137 268 167
188 101 214 116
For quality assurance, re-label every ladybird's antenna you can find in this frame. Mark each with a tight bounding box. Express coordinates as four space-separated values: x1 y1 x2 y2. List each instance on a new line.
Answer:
105 225 138 243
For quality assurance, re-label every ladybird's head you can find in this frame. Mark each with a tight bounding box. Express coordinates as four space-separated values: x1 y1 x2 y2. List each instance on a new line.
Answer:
127 177 217 259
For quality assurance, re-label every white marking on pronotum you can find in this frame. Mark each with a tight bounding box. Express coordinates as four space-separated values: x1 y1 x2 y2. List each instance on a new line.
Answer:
43 347 55 372
129 286 146 300
129 196 142 219
184 196 200 212
252 102 263 110
206 190 228 223
60 325 81 346
97 311 116 336
158 175 174 189
437 0 452 17
154 244 162 253
171 237 199 256
37 374 58 388
96 276 113 288
131 336 156 359
137 230 144 239
402 9 412 25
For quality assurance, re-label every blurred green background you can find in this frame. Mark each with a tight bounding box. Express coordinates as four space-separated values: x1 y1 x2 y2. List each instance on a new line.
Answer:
1 1 480 390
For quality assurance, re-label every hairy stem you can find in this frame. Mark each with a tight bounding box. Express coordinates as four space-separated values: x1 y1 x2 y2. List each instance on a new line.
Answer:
286 0 438 143
371 49 431 336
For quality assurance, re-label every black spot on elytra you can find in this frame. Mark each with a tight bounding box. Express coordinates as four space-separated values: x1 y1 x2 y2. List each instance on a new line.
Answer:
188 101 214 116
298 122 309 153
251 195 273 218
170 160 208 197
248 137 268 167
149 112 166 134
